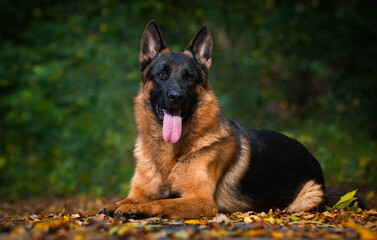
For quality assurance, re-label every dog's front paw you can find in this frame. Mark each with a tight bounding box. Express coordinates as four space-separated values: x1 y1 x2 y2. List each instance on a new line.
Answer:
114 204 149 219
99 203 118 217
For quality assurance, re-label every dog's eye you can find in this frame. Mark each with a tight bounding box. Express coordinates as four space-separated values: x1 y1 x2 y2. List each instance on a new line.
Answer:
187 75 193 81
157 72 166 79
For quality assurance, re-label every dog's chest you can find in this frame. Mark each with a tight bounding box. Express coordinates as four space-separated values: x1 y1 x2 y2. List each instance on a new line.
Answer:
137 148 188 199
135 136 199 199
153 157 189 198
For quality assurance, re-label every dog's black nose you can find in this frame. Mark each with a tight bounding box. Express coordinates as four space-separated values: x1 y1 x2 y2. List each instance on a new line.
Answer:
167 89 183 103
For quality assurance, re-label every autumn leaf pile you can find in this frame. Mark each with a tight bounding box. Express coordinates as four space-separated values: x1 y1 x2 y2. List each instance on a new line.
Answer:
0 196 376 239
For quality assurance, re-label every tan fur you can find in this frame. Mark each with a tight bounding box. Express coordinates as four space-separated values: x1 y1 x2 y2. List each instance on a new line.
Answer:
215 136 252 213
287 180 324 212
160 48 170 54
100 74 249 219
183 50 193 57
183 50 211 69
139 52 149 66
203 58 212 69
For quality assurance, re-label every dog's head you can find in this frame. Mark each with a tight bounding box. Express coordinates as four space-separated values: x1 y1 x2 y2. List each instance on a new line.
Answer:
139 20 212 143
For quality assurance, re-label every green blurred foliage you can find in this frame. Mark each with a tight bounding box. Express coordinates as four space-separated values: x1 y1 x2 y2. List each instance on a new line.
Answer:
0 0 376 199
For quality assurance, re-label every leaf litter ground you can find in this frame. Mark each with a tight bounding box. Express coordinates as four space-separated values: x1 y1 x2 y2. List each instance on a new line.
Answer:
1 196 377 239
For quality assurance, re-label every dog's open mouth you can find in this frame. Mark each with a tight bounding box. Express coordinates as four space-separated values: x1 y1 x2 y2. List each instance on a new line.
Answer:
156 105 185 143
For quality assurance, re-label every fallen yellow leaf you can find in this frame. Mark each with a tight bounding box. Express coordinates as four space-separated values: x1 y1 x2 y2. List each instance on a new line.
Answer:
271 231 284 238
244 216 253 223
322 211 335 218
33 222 49 231
358 227 377 240
184 219 207 225
268 217 276 224
241 229 265 237
117 224 135 235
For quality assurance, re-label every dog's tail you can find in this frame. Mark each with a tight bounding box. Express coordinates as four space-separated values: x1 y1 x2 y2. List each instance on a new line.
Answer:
320 187 367 210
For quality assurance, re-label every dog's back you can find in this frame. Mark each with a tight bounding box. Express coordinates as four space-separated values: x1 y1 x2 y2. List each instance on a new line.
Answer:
214 119 325 213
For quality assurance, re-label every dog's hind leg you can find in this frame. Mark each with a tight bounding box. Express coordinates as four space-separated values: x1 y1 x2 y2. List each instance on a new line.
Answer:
287 180 324 212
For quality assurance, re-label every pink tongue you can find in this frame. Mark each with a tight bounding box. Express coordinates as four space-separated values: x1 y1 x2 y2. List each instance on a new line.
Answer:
162 111 182 143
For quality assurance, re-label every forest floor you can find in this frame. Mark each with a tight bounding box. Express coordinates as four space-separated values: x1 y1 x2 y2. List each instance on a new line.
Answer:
1 196 377 239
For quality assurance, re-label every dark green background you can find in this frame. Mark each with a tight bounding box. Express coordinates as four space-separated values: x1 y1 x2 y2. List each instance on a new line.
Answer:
1 0 376 199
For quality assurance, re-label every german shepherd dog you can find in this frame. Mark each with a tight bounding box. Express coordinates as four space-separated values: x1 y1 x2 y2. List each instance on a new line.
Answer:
100 20 331 219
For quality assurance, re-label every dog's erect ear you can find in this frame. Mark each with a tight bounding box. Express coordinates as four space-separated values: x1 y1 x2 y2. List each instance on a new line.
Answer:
139 20 167 67
186 25 212 69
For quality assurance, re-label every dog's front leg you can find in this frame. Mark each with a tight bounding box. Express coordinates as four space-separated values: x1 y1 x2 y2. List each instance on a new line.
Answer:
110 166 220 219
99 186 153 217
113 150 228 219
114 196 217 219
99 198 135 217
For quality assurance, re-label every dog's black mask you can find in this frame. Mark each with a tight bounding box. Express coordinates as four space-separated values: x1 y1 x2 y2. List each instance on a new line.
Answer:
139 20 212 143
149 53 201 119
